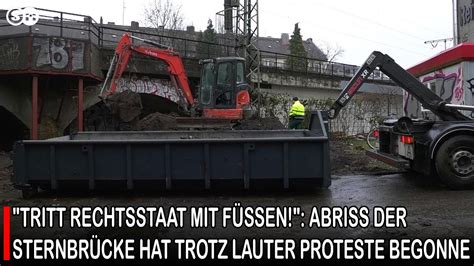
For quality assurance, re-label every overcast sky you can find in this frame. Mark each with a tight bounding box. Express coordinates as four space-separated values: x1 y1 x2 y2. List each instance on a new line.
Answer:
4 0 456 68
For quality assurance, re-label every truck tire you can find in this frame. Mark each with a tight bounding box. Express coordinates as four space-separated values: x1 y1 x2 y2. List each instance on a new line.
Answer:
435 135 474 189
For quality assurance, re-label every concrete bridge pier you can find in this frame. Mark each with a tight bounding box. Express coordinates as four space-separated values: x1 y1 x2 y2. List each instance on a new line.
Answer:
0 76 101 150
30 76 86 140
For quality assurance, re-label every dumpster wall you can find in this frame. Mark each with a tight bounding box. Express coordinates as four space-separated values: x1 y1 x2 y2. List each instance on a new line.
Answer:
13 111 330 192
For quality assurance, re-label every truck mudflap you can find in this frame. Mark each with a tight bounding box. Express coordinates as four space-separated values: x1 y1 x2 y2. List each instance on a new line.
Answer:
366 149 410 169
13 111 331 194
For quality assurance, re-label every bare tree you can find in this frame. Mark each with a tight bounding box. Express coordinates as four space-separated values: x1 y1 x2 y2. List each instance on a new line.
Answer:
318 41 345 62
143 0 185 31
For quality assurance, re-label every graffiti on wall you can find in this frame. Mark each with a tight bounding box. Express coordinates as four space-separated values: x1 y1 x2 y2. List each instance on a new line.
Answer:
466 78 474 118
404 65 466 118
422 67 464 103
0 39 21 68
33 37 85 71
116 76 188 106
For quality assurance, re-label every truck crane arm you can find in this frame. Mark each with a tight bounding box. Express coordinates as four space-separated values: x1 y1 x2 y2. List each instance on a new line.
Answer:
328 51 470 121
100 34 195 105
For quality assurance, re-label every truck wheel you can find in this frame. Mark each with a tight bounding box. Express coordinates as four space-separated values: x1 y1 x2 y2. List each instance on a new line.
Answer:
435 135 474 189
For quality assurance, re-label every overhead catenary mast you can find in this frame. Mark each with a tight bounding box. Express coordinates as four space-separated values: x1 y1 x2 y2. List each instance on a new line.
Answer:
122 0 126 25
217 0 261 112
452 0 458 45
424 38 454 50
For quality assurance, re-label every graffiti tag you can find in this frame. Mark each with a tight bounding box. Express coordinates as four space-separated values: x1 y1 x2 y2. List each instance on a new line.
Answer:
466 78 474 118
33 37 85 71
0 39 20 67
404 65 474 119
404 66 465 118
421 68 464 104
116 77 187 106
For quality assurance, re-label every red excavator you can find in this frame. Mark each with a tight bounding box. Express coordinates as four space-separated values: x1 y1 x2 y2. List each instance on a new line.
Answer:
100 33 252 128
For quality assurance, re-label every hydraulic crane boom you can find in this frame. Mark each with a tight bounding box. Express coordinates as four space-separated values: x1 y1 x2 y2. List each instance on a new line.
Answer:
328 51 470 121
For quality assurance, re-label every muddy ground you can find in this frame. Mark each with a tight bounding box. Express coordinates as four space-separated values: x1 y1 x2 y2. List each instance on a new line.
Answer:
330 137 395 175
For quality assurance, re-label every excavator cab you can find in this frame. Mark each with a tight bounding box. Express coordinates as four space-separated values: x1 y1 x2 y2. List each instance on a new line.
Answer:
196 57 251 119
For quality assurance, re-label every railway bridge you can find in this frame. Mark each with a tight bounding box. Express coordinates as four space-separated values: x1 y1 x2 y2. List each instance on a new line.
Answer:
0 8 398 149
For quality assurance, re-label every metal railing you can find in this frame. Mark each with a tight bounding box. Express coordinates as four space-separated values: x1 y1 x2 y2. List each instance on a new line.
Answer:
0 8 101 45
259 50 391 81
0 7 391 82
99 24 237 59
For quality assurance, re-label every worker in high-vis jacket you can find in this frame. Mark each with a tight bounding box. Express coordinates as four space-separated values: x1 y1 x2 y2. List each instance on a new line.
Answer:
288 96 305 129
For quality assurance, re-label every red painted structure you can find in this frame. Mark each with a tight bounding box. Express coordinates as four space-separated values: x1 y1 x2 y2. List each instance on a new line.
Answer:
407 42 474 76
29 76 89 138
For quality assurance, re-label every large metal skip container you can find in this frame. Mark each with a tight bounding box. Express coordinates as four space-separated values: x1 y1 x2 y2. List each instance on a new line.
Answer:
13 111 330 196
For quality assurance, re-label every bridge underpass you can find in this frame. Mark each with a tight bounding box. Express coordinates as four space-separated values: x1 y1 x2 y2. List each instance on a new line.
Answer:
0 8 400 149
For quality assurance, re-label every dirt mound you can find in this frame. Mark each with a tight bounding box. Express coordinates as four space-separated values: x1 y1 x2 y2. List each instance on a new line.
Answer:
69 91 183 133
234 116 285 130
105 90 143 122
134 114 286 131
79 91 286 132
134 114 285 131
136 112 178 131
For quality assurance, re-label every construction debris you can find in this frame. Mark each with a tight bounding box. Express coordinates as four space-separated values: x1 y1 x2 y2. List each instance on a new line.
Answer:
78 91 286 132
105 90 143 123
234 116 285 130
136 112 178 131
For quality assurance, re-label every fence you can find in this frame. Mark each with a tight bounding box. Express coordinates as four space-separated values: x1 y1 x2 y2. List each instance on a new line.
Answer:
260 50 391 82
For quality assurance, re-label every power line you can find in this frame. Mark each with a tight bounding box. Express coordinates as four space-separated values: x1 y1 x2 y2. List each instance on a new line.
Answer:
263 11 431 57
424 37 454 49
313 1 427 43
313 1 448 41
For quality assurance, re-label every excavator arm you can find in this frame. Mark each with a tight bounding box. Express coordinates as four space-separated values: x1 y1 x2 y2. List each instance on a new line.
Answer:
100 34 194 105
328 51 469 121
